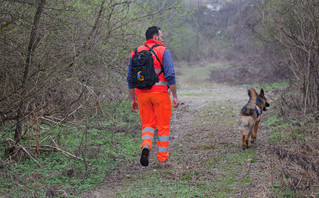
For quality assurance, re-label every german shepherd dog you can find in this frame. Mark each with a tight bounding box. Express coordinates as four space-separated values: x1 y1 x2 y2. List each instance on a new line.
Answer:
238 88 270 149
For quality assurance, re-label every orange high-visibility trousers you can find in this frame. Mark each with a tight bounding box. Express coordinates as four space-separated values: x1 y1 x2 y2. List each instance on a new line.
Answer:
137 92 172 161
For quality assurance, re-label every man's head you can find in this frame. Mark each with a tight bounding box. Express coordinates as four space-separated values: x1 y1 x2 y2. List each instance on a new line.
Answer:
145 26 163 42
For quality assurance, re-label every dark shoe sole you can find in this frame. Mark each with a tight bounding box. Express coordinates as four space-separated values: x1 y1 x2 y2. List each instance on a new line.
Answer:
140 148 149 166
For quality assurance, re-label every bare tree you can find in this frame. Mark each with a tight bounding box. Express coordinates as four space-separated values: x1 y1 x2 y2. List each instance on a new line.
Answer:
0 0 186 152
260 0 319 115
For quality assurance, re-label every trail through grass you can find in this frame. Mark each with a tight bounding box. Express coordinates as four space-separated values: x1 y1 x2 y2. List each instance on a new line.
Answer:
87 62 274 197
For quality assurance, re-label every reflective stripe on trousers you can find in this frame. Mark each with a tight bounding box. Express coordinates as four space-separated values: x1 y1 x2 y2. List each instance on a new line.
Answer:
157 135 169 154
137 92 172 161
141 127 155 149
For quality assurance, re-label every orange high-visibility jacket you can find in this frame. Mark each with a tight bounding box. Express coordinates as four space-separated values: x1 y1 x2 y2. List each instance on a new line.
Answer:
130 40 169 95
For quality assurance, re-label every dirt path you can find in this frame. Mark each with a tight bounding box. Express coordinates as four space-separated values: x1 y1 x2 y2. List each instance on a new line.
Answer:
169 83 273 197
86 64 273 197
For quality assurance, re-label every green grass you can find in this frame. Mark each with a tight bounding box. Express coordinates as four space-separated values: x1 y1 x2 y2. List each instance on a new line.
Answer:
183 99 258 197
99 96 257 197
242 80 289 91
194 102 237 129
117 175 207 198
0 100 141 197
0 132 141 197
264 115 284 127
264 113 314 143
203 147 258 196
176 62 231 86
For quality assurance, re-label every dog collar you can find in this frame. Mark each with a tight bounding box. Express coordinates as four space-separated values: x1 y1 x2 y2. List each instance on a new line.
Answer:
256 105 262 117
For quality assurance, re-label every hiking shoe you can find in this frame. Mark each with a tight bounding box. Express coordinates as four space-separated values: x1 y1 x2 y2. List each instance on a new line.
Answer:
140 146 150 166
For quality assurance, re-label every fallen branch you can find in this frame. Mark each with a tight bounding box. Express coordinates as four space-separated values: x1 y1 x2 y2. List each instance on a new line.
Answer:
20 146 42 167
41 136 83 160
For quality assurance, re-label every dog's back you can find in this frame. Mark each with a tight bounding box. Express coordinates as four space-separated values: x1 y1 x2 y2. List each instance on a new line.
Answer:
240 88 259 117
238 89 258 137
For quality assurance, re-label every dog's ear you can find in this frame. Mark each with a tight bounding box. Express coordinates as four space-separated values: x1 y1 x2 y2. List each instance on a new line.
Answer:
260 88 264 97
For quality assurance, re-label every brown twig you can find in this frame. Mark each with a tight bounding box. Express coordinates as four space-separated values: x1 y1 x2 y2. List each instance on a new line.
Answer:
42 136 83 160
20 146 42 167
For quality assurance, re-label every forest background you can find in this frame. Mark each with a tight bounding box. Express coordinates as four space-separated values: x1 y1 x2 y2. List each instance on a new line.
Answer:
0 0 318 197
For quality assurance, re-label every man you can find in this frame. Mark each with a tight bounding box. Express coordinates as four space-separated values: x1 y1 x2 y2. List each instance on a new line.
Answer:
127 26 179 166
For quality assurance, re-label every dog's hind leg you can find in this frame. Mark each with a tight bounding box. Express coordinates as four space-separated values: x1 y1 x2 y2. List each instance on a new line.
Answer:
241 130 247 149
241 130 251 149
245 133 251 149
251 120 260 143
244 124 255 149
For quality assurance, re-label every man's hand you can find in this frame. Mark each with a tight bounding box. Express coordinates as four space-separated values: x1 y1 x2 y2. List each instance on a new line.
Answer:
169 84 179 108
173 97 179 108
129 89 138 113
131 100 139 113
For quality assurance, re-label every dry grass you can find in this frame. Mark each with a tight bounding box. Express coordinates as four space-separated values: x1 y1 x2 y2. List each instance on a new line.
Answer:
263 88 319 197
270 144 319 190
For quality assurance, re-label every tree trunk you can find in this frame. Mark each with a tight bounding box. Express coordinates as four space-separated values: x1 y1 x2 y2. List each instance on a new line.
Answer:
14 0 46 143
316 71 319 120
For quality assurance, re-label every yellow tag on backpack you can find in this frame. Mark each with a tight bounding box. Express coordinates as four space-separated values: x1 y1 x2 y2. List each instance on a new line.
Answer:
137 71 144 81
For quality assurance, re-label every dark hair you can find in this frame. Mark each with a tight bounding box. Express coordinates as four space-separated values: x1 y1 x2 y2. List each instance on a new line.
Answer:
145 26 161 40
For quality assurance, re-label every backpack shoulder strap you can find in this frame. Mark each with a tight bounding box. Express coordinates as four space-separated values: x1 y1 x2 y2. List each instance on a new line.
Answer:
133 47 138 54
144 44 165 75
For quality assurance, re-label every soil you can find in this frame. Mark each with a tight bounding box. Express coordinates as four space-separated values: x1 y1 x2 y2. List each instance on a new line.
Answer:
84 63 275 197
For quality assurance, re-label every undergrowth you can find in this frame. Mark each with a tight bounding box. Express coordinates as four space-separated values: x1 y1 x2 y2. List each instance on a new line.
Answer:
263 88 319 197
0 100 141 197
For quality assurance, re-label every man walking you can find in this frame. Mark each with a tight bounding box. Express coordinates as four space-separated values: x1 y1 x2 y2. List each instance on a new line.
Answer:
127 26 179 166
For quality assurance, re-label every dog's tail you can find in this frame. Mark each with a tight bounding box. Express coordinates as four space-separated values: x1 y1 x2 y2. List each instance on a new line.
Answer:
241 88 258 116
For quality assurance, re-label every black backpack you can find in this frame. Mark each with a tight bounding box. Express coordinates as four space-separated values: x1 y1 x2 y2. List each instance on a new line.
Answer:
130 44 164 89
